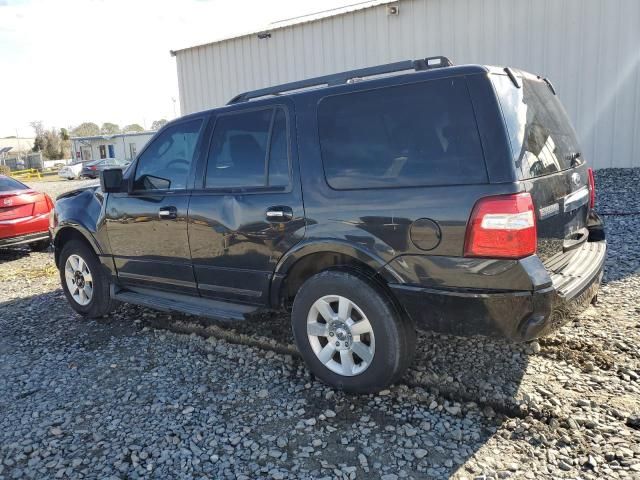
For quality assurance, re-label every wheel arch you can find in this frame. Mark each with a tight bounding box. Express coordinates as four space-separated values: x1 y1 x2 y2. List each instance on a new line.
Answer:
53 225 101 267
272 240 404 309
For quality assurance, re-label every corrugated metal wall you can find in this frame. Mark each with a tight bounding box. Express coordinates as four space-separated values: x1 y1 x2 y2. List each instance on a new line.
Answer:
175 0 640 169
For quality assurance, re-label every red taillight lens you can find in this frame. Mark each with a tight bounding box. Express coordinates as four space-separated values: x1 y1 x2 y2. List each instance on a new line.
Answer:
587 167 595 209
90 166 97 170
464 192 537 259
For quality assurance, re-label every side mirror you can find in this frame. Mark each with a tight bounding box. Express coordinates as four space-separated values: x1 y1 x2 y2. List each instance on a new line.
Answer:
100 168 124 193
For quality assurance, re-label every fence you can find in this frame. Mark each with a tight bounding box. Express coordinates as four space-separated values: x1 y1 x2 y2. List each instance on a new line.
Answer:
0 152 44 171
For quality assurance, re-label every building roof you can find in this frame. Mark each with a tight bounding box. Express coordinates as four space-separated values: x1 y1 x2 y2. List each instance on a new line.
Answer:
170 0 398 55
70 131 156 141
0 137 35 153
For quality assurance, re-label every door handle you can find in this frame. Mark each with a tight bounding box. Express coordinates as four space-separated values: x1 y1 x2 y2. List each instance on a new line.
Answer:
158 206 177 219
266 206 293 222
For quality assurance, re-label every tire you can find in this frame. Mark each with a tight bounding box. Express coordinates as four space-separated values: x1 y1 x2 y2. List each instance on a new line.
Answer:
30 238 51 252
59 239 115 318
291 270 416 393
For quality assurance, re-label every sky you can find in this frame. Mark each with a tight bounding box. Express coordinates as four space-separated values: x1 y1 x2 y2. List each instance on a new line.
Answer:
0 0 352 138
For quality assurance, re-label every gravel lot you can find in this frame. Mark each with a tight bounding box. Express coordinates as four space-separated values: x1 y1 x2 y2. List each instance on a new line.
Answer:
1 172 638 479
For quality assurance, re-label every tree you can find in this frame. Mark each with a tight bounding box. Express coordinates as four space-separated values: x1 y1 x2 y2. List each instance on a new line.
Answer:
32 135 47 153
151 119 168 130
60 128 70 141
101 122 121 134
122 123 144 133
71 122 100 137
43 129 62 160
30 121 46 152
30 121 44 137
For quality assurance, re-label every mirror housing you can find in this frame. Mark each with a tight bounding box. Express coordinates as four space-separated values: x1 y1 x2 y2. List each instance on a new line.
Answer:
100 168 124 193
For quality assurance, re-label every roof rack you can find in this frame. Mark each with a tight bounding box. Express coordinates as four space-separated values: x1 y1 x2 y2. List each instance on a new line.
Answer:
227 55 453 104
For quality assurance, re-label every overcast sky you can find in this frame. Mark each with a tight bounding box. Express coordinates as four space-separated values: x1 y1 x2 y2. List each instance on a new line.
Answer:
0 0 352 138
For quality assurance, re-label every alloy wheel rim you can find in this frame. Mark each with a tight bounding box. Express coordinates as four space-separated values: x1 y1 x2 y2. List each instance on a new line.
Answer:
64 254 93 306
307 295 375 377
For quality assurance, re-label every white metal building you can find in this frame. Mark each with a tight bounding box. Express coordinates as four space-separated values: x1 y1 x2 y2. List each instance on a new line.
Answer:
70 131 156 163
172 0 640 169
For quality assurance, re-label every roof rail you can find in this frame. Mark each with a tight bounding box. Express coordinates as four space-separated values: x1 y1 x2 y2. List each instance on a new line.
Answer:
227 55 453 104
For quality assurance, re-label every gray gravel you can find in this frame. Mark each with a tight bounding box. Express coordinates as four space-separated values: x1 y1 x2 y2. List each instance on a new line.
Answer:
33 178 98 200
0 169 638 479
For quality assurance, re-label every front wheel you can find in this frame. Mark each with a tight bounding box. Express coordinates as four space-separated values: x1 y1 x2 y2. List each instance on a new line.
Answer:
291 270 415 393
59 239 115 318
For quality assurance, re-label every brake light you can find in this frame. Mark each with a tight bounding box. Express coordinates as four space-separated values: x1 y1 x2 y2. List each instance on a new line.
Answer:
44 194 53 210
464 193 537 259
90 166 97 170
587 167 595 209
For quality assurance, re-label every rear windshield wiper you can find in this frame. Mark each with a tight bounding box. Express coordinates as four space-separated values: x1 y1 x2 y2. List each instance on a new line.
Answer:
567 152 582 167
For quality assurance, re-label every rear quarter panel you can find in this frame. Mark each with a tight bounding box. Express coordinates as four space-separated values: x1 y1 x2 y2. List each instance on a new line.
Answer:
292 78 523 281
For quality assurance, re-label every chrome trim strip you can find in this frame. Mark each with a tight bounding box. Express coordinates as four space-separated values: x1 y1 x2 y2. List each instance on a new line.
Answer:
563 187 589 212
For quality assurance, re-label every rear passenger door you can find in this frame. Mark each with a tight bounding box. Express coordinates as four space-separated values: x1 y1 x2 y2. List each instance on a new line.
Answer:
188 102 305 304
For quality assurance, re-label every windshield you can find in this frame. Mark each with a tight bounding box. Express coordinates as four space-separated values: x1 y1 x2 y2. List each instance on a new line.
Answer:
0 176 29 192
491 74 582 179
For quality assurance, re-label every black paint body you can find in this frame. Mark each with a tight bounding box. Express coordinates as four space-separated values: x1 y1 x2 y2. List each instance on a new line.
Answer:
51 64 606 342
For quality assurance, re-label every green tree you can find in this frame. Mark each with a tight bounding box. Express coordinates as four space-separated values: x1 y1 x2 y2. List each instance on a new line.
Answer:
71 122 100 137
100 122 121 134
122 123 144 133
60 128 70 141
151 119 168 130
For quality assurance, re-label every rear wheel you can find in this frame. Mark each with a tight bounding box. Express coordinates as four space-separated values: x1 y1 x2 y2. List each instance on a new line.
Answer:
59 239 114 318
291 270 415 393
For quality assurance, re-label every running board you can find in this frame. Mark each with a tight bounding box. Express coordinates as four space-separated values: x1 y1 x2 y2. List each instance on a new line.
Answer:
111 286 257 321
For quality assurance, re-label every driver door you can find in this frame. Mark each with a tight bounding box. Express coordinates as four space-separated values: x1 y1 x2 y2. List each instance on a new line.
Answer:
105 117 204 295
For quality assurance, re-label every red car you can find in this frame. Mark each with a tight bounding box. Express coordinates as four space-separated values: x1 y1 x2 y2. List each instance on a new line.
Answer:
0 175 53 250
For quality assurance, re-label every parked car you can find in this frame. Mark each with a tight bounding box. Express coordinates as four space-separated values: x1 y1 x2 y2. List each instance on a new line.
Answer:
51 57 606 392
58 162 84 180
80 158 130 179
0 175 53 250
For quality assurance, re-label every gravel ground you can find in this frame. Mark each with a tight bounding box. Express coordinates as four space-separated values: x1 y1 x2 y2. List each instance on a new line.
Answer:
0 172 638 479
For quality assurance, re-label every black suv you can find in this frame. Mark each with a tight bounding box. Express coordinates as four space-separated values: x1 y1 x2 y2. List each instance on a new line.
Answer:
51 57 606 393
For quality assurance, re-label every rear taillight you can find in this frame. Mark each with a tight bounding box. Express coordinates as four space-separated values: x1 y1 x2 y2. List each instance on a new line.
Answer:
90 166 97 170
464 192 537 259
587 167 595 209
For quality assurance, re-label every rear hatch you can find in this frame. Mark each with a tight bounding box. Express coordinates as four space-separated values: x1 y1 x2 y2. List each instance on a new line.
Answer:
491 72 591 267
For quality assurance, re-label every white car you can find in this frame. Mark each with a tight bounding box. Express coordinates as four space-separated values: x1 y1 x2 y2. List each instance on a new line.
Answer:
58 162 84 180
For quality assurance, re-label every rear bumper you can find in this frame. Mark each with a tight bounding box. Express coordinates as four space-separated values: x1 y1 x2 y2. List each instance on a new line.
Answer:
390 239 606 342
0 213 50 247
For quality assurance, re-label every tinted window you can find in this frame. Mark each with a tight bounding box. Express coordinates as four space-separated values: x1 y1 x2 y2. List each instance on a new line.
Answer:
0 176 28 192
133 119 202 191
205 108 289 189
268 109 289 187
492 74 581 179
318 78 486 189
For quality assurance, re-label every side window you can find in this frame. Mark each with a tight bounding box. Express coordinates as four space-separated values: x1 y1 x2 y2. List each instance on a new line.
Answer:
133 119 202 191
205 107 290 189
268 109 289 187
317 78 487 189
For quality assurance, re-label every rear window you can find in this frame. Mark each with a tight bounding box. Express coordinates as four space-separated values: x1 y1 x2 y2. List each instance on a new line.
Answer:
0 176 28 192
491 74 582 179
317 78 487 189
